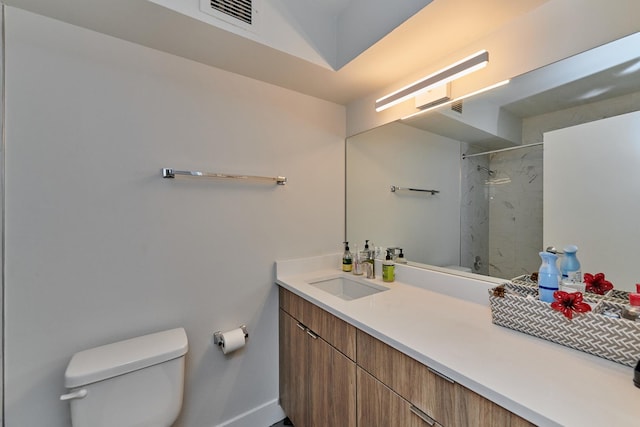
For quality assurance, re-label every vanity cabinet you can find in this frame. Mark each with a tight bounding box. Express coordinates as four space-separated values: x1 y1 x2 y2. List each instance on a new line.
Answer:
357 330 535 427
279 287 534 427
279 288 356 427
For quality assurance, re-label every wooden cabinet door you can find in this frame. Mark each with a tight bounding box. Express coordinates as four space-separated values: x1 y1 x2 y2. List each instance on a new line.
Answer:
357 330 455 425
279 306 356 427
357 367 441 427
454 385 536 427
279 309 308 427
308 329 356 427
280 287 356 360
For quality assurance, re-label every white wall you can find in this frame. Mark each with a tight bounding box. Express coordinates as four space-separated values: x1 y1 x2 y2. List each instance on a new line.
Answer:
346 122 461 267
544 111 640 292
3 7 344 427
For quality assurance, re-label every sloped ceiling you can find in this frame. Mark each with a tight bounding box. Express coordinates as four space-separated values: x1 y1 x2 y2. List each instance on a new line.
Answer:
147 0 434 70
3 0 549 105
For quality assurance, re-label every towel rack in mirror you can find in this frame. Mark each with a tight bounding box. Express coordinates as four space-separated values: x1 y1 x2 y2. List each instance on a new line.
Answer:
390 185 439 195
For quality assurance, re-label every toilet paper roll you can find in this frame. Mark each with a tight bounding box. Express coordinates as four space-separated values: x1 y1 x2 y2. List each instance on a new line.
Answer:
219 328 246 354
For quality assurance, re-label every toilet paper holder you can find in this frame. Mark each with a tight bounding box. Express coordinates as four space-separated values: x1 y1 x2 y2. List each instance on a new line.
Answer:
213 325 249 347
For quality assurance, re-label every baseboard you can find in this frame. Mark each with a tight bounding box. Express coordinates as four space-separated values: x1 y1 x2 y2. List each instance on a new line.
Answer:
214 399 286 427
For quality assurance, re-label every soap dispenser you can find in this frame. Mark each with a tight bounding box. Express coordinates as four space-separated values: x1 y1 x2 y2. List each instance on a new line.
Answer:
383 250 395 283
364 240 371 260
363 240 375 279
342 242 353 272
396 249 407 264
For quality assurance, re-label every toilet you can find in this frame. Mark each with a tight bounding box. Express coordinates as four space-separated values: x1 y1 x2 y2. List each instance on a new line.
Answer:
60 327 188 427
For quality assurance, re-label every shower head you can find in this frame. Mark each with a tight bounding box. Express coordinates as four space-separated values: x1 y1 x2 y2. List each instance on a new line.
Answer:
477 165 496 177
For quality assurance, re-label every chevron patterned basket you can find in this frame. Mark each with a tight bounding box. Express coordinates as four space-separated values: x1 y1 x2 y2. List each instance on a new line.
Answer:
489 282 640 367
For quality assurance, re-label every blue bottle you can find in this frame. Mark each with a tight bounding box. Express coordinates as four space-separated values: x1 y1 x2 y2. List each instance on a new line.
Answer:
538 251 560 303
560 245 581 284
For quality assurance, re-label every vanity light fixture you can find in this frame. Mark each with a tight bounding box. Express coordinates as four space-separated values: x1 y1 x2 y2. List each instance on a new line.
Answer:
400 79 510 120
375 50 489 112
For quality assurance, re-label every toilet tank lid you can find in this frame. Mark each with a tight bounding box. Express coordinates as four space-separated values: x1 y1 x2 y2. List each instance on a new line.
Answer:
64 327 188 388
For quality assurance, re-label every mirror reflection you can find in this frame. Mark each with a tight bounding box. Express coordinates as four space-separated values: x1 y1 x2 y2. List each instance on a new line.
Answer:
346 32 640 291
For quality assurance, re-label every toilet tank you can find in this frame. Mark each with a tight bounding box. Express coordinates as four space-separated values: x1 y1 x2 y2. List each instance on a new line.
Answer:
62 328 188 427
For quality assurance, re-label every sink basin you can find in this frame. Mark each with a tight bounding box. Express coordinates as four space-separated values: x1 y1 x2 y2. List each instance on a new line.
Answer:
307 276 389 301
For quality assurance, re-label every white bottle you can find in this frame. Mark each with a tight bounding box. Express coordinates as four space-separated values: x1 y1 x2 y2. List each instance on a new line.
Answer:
560 245 581 283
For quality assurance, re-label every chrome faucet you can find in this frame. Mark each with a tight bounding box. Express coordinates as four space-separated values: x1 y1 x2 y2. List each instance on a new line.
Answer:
386 247 402 261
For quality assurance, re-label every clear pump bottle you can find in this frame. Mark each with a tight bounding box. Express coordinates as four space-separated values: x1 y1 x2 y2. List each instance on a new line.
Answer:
396 249 407 264
352 244 363 275
363 240 375 279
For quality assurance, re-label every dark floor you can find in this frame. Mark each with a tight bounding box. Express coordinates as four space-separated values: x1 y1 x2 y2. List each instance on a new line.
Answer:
269 418 291 427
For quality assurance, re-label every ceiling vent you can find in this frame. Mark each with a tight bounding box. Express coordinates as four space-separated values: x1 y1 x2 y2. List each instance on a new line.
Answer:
451 100 463 114
200 0 260 32
414 83 451 110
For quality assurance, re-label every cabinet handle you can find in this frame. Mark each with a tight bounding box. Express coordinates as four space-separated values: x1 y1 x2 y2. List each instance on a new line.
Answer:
409 405 439 426
296 321 318 339
428 367 455 384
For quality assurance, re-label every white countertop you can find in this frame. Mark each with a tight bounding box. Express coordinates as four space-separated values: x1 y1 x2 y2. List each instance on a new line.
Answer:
276 254 640 427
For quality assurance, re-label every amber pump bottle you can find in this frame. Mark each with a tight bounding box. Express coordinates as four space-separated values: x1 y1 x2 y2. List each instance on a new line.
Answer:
342 242 353 272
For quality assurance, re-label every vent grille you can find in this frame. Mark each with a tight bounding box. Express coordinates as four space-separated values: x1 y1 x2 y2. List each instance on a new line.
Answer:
451 100 463 114
210 0 253 25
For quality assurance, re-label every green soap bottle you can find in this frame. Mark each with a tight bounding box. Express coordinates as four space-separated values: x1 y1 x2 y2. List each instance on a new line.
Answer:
382 250 395 282
342 242 353 272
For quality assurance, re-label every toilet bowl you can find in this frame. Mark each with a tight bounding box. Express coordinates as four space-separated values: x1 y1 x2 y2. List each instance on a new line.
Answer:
61 327 188 427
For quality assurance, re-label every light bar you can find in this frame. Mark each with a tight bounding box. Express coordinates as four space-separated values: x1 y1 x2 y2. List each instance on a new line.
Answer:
375 50 489 112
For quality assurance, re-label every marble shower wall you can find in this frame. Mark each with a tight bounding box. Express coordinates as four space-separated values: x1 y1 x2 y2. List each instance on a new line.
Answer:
460 144 543 279
487 146 543 278
460 148 490 275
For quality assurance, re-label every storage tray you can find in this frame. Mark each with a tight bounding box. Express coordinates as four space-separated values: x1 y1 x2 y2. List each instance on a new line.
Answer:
489 280 640 367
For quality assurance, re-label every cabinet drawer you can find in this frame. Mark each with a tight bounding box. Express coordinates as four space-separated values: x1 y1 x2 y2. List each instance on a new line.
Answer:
455 385 536 427
279 287 356 360
358 367 443 427
357 330 455 426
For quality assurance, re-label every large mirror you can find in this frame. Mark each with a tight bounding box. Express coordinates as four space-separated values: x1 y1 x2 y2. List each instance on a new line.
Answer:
346 32 640 291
